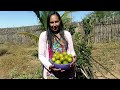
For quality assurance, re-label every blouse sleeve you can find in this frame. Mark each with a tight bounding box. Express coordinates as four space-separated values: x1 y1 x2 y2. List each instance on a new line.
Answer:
38 31 52 70
65 31 76 57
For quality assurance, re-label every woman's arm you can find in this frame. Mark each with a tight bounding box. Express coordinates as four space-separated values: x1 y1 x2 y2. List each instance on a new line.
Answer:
38 31 52 70
65 31 76 57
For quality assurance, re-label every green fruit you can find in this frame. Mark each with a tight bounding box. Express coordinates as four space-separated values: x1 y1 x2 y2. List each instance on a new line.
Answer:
63 61 69 64
53 54 57 58
62 52 67 56
68 54 72 58
64 55 69 60
67 57 73 63
55 55 60 60
55 60 61 64
59 54 63 58
60 57 65 62
52 57 56 62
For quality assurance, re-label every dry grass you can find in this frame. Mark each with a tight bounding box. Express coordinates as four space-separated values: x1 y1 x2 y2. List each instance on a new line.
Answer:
0 43 42 79
91 42 120 79
0 42 120 79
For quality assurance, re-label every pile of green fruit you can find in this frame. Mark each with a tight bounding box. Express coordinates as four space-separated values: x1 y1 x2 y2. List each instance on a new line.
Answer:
51 51 73 65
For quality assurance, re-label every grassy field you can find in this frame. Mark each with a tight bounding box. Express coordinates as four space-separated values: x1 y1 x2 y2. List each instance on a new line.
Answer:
0 43 42 79
0 42 120 79
91 42 120 79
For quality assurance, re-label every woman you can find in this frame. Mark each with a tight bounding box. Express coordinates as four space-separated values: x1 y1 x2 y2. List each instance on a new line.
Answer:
38 11 76 79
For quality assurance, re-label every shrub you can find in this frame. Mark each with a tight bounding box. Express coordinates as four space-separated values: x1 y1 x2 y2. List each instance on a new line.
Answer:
31 50 38 58
73 17 94 79
0 48 7 56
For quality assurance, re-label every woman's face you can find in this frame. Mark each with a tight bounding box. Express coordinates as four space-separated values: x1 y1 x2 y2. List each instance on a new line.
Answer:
50 14 60 32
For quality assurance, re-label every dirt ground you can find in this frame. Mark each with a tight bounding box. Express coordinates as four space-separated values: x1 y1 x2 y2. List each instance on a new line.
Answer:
91 42 120 79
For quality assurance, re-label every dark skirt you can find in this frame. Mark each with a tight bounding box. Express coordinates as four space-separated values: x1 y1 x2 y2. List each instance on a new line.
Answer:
51 67 76 79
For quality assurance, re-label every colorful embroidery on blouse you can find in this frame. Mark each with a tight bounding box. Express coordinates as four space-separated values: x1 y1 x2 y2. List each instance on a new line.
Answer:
48 45 53 60
48 37 66 60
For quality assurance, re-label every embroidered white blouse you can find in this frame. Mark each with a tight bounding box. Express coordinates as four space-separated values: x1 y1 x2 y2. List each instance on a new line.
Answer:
38 30 76 79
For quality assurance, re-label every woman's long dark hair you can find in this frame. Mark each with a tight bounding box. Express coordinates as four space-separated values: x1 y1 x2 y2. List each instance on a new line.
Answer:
47 11 68 51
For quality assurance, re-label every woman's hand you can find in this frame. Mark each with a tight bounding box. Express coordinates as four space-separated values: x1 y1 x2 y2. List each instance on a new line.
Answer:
70 56 76 67
49 65 65 72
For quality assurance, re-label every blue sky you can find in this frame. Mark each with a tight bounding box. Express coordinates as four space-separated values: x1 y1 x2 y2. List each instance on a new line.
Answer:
0 11 93 28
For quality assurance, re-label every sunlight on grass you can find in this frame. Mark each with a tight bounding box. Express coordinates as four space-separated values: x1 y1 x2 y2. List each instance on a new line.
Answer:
91 42 120 79
0 43 42 79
